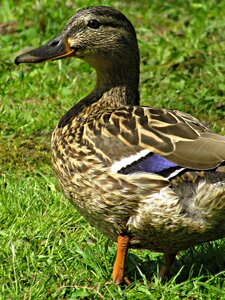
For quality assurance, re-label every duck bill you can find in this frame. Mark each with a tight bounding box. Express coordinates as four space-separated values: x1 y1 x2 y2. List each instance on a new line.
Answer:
15 35 75 65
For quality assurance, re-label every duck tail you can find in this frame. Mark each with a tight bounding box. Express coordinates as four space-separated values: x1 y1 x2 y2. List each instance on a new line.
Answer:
192 181 225 221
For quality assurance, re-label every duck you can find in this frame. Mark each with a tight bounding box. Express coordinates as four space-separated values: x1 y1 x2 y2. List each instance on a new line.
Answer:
15 6 225 284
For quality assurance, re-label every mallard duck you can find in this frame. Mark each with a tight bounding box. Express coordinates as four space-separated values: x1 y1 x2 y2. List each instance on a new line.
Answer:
15 6 225 284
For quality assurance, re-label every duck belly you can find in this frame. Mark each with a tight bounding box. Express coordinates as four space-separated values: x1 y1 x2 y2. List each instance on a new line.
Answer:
52 153 225 252
127 182 225 252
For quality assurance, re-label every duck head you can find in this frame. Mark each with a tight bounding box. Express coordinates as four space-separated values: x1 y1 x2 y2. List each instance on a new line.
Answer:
15 6 140 90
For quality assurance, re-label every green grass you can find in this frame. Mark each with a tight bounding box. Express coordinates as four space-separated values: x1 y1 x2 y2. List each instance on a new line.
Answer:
1 0 225 299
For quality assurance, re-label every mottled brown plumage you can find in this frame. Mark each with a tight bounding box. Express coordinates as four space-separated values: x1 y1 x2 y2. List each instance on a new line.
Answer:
15 6 225 284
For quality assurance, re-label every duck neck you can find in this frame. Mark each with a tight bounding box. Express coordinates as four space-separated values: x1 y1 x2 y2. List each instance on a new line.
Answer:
58 51 140 128
95 64 140 106
57 61 139 128
94 73 139 107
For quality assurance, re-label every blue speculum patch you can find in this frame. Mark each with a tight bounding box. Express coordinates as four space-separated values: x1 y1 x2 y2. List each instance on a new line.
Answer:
119 153 180 177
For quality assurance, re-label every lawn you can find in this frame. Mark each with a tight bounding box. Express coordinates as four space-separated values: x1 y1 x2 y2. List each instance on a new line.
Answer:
1 0 225 299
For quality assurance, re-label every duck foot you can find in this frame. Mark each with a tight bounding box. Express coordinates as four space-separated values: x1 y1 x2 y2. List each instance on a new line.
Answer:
112 234 130 284
158 252 177 279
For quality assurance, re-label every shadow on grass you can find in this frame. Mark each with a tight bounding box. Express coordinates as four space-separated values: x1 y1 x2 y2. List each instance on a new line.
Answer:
125 240 225 283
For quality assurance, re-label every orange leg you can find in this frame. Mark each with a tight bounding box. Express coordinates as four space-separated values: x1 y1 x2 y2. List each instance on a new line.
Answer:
158 253 177 279
112 234 130 284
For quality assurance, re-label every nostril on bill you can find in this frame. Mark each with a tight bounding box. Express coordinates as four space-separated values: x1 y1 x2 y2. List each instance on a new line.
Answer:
50 40 60 47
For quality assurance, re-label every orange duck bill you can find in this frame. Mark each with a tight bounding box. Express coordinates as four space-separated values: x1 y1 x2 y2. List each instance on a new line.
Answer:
15 35 75 65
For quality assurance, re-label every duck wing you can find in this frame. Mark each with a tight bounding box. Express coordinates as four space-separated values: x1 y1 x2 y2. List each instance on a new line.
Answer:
84 106 225 173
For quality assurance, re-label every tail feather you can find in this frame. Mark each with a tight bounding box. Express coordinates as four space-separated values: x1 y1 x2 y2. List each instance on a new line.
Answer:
192 181 225 221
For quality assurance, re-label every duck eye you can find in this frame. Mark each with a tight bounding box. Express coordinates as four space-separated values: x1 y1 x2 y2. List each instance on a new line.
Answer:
87 19 100 29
